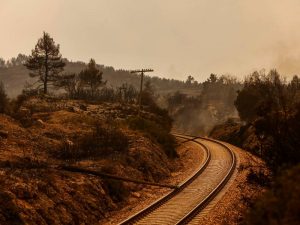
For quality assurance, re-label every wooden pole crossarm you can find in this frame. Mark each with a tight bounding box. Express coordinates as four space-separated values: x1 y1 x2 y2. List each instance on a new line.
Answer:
130 68 154 116
130 69 154 74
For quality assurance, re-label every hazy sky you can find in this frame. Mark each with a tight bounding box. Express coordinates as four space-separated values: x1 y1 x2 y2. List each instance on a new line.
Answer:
1 0 300 81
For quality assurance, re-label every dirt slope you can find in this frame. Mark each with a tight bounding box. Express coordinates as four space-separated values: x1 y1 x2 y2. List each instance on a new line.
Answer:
0 97 176 224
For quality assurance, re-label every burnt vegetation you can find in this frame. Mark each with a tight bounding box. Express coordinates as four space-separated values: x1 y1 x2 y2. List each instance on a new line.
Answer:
127 116 177 158
234 70 300 172
214 69 300 225
56 121 129 161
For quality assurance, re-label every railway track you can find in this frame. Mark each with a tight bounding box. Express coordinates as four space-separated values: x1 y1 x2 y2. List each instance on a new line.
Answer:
118 134 236 225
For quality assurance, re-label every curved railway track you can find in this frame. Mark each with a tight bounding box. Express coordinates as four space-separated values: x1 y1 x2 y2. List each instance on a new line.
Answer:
118 134 236 225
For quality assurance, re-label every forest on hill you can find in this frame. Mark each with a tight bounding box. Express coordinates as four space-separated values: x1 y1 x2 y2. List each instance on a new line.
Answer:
0 54 201 98
0 53 242 135
210 70 300 225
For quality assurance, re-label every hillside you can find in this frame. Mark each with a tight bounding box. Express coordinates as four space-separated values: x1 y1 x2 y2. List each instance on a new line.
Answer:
0 58 242 137
0 96 179 224
0 61 201 98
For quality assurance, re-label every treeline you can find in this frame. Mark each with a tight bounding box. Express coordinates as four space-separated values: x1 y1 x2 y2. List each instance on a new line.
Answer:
232 70 300 225
0 58 201 96
55 59 139 103
0 54 28 68
0 59 201 98
234 70 300 171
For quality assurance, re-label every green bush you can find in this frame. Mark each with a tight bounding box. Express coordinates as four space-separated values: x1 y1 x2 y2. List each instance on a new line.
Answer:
127 116 177 158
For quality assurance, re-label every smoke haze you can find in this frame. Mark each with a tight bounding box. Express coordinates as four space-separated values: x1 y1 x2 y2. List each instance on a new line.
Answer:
1 0 300 80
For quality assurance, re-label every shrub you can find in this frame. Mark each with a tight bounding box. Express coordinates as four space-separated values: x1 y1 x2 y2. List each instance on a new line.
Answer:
127 116 177 158
0 82 9 114
100 165 129 202
246 168 270 187
234 70 300 173
9 89 38 115
8 92 35 127
56 122 129 160
243 164 300 225
102 179 129 202
140 80 172 123
0 189 23 224
7 157 48 169
116 83 138 103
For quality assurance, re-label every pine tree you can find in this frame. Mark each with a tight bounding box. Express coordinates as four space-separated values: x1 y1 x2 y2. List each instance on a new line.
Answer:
79 59 105 97
25 32 65 94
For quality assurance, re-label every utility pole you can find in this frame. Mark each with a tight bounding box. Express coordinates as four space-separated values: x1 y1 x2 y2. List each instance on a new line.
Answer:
131 69 154 115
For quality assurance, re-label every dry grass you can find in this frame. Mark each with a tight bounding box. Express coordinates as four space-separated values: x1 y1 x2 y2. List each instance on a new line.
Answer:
0 97 176 224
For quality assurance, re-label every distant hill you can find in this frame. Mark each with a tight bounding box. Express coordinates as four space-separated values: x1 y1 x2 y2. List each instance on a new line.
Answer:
0 60 201 98
0 57 243 136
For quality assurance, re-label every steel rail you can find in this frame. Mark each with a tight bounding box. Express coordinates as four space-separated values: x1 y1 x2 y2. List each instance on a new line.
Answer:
118 134 211 225
119 133 236 225
174 134 236 225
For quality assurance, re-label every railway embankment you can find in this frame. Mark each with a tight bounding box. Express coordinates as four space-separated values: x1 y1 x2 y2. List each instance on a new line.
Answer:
0 96 179 224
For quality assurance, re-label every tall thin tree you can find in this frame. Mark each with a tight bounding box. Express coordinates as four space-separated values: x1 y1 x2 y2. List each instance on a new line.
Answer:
25 32 65 94
79 59 105 97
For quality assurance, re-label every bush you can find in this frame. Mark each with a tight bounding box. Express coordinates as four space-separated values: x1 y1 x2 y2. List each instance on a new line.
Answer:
127 116 177 158
102 179 129 202
8 92 35 127
234 70 300 173
246 168 270 187
56 122 129 160
0 189 23 224
100 165 129 202
9 89 38 115
243 164 300 225
0 82 9 114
